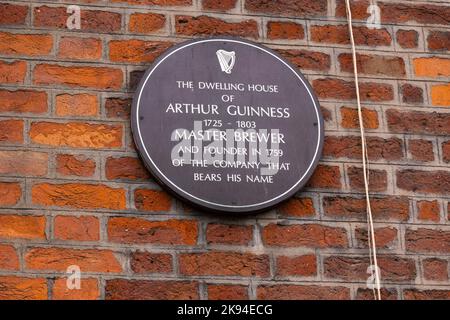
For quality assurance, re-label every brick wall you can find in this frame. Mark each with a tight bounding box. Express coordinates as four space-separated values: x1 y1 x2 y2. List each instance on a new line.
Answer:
0 0 449 300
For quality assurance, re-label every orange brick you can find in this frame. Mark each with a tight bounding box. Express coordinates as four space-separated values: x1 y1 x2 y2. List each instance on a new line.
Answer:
0 60 26 84
417 200 440 222
33 64 123 89
414 58 450 77
0 244 19 270
431 83 450 106
0 89 47 114
0 32 52 56
0 119 23 143
0 150 48 176
25 247 122 273
55 94 98 117
129 12 166 33
109 40 172 63
340 106 379 129
0 215 46 240
0 276 47 300
52 278 99 300
30 122 122 149
267 21 304 40
58 37 102 60
134 189 172 211
279 197 315 217
0 182 21 206
32 183 126 210
54 216 100 241
108 217 198 245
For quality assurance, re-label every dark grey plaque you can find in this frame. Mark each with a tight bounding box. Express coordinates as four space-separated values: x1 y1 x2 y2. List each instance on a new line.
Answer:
131 37 324 213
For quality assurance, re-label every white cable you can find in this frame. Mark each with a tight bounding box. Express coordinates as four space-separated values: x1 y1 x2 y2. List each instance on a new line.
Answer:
344 0 382 300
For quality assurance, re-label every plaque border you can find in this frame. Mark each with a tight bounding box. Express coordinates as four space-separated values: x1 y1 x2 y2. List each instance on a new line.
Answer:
131 37 324 213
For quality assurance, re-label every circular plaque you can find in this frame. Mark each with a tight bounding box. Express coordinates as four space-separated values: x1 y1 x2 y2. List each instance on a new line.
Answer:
132 37 324 213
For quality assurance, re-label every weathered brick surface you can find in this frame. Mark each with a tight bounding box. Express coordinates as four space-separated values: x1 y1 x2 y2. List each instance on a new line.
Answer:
0 0 448 300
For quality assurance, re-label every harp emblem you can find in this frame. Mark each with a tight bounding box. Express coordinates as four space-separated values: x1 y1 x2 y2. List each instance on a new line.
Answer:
216 49 236 74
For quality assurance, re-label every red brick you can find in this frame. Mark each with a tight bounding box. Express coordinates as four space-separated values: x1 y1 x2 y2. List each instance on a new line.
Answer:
422 258 448 281
258 284 350 300
129 12 165 33
30 122 122 149
354 227 398 249
379 3 450 25
0 60 27 84
397 169 450 194
207 284 248 300
324 255 416 282
0 119 23 143
417 200 440 223
0 276 47 300
267 21 304 40
0 32 52 56
108 217 197 245
34 6 121 33
387 109 450 135
105 157 150 180
340 106 379 129
277 49 330 71
313 79 393 101
323 196 409 221
56 154 96 177
427 31 450 51
404 289 450 300
355 287 398 300
442 141 450 163
105 279 198 300
306 164 341 189
0 151 48 176
279 197 315 217
33 64 123 90
58 37 102 60
179 252 269 277
339 53 405 76
203 0 237 11
130 251 172 273
25 247 122 272
54 216 100 241
262 223 348 248
347 166 387 192
55 94 98 117
0 182 21 206
109 40 172 63
0 244 19 270
111 0 191 5
406 228 450 253
310 25 391 46
134 189 172 211
0 3 28 26
335 0 370 19
0 215 46 240
105 98 132 119
53 278 99 300
276 254 316 277
0 89 47 114
206 224 253 245
32 183 126 210
175 15 258 38
323 136 403 160
396 30 418 49
245 0 327 17
401 84 423 104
